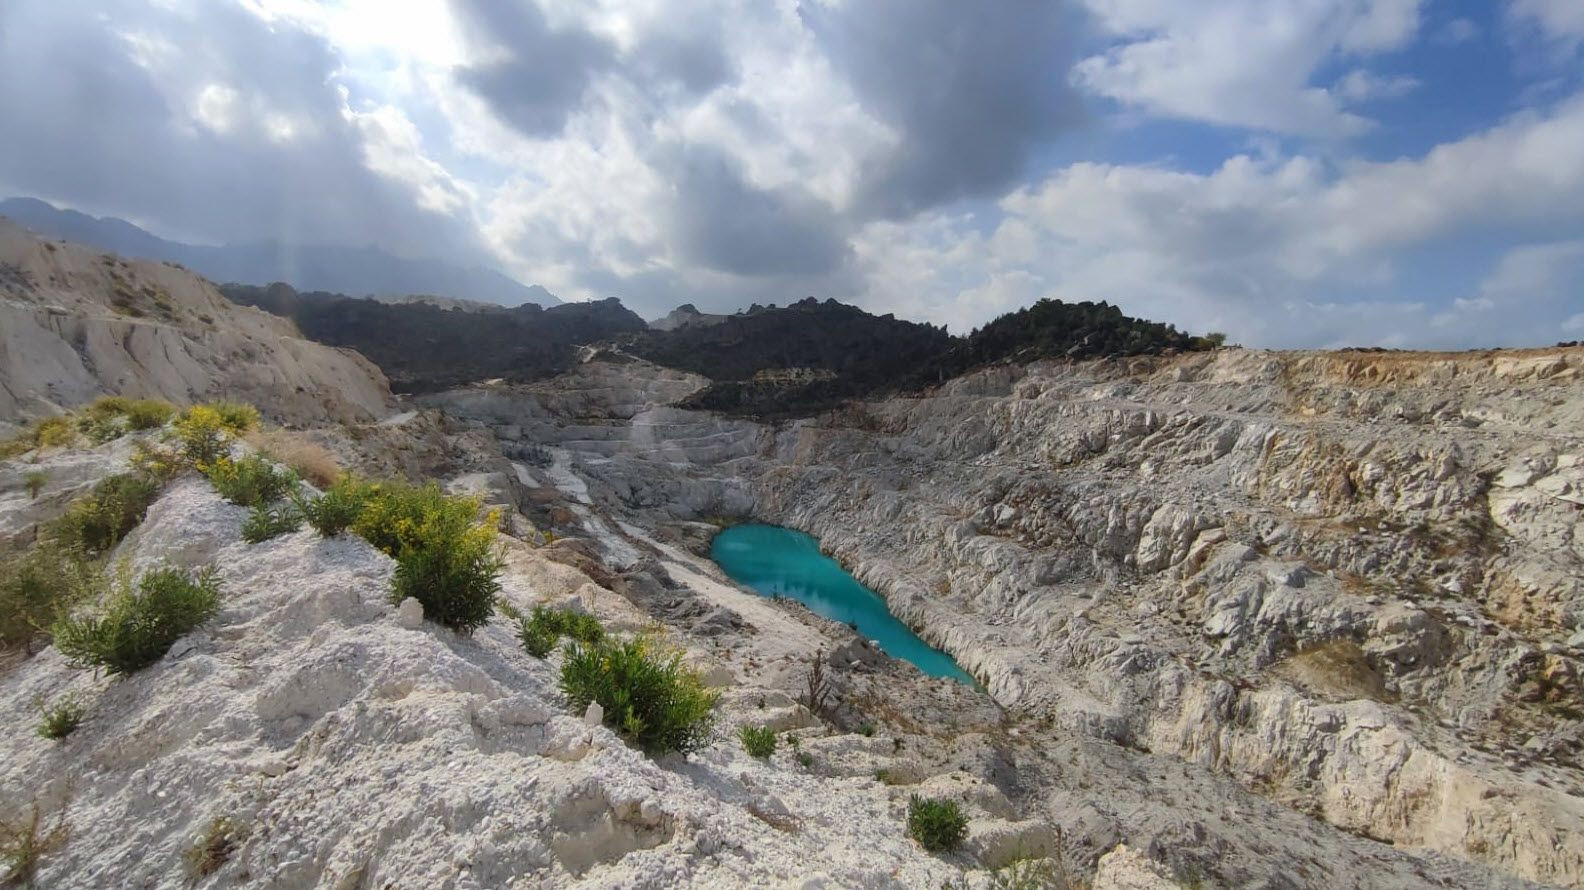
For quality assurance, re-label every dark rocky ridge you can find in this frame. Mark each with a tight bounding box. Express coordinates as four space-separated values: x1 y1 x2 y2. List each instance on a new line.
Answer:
220 283 646 393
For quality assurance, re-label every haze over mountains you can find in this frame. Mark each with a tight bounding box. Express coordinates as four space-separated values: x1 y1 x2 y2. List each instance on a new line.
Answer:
0 197 557 307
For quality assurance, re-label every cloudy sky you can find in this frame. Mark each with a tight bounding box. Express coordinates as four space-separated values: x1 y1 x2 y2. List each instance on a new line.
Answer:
1 0 1582 347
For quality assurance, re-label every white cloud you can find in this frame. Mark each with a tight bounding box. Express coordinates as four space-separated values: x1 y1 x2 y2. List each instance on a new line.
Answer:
1075 0 1424 136
1335 68 1420 101
1511 0 1584 43
850 92 1584 348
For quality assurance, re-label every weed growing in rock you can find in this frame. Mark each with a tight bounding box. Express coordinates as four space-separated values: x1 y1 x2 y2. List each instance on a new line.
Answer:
204 454 296 507
241 503 302 543
53 565 221 675
206 401 260 434
173 405 232 464
44 472 160 556
35 694 85 740
0 801 69 886
247 429 341 487
739 724 777 758
797 751 814 768
293 476 373 537
906 795 968 853
518 604 605 658
75 397 173 444
24 471 46 499
130 439 186 483
559 635 719 756
387 502 501 636
0 415 76 458
0 544 97 652
801 651 833 716
344 480 501 634
185 816 248 879
858 722 877 737
123 399 177 431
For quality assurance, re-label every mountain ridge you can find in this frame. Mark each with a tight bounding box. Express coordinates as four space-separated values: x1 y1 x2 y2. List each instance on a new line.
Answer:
0 196 558 307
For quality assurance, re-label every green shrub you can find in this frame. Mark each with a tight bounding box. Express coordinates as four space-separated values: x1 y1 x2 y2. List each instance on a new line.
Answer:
349 480 455 556
559 635 719 756
388 502 502 635
906 795 968 853
292 476 374 537
123 399 176 430
858 722 877 737
241 503 302 543
739 724 777 758
173 405 232 465
44 472 160 555
36 694 85 740
0 415 77 458
129 439 186 483
520 620 558 658
52 565 221 675
796 751 814 768
203 454 295 507
24 471 47 499
0 544 97 651
206 401 259 434
517 605 604 657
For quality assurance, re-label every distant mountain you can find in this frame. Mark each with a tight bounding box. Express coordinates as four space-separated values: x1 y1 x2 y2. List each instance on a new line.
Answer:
0 196 558 306
220 283 645 393
648 303 729 331
625 296 1216 417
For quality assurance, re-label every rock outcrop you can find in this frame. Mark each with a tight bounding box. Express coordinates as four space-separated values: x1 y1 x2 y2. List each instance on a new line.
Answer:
0 218 394 426
432 348 1584 887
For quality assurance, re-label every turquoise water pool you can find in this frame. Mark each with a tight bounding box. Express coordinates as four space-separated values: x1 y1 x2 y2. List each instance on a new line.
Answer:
710 523 973 684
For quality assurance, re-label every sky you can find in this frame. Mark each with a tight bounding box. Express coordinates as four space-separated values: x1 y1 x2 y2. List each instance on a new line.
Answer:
0 0 1582 348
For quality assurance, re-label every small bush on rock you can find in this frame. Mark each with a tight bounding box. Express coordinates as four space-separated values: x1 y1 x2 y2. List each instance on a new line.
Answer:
173 405 232 464
44 472 160 555
906 795 968 853
123 399 176 431
739 724 777 758
53 565 221 675
560 635 719 756
241 503 302 543
292 477 374 537
248 429 341 487
207 401 260 434
35 694 85 740
24 471 47 499
0 544 96 651
518 604 605 658
204 454 295 507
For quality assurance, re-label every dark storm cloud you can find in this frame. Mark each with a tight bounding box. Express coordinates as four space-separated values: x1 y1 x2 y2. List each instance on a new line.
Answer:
800 0 1083 219
0 1 482 260
449 0 617 138
663 146 851 277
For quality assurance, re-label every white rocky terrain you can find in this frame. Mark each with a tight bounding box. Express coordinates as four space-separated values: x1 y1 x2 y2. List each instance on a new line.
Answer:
428 348 1584 887
3 230 1582 887
0 218 393 427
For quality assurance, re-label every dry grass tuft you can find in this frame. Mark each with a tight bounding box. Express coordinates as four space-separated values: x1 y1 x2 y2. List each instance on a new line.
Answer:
246 429 342 488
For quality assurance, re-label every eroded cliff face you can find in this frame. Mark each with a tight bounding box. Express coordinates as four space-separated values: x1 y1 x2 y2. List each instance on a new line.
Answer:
432 347 1584 886
0 219 394 426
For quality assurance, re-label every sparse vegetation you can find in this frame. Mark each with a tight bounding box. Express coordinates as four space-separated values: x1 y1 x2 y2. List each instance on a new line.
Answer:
800 651 833 716
35 694 86 740
241 503 302 543
247 429 341 487
906 795 968 853
739 724 777 758
24 471 47 499
203 454 295 507
517 604 605 658
185 816 248 879
44 472 160 556
207 401 260 434
75 396 176 444
0 544 97 652
52 565 221 676
292 476 372 537
559 635 720 756
0 415 76 458
858 721 877 737
0 800 69 887
173 405 233 464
